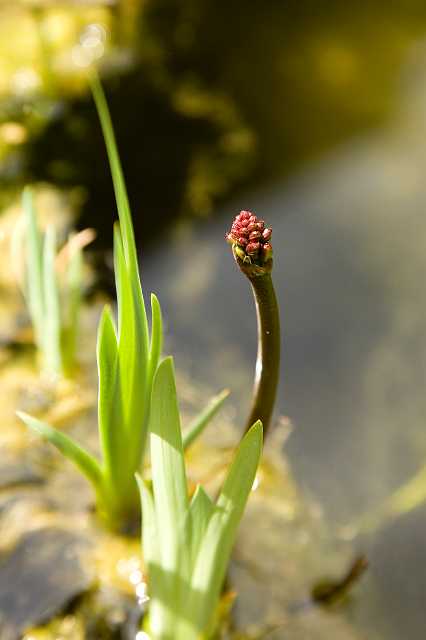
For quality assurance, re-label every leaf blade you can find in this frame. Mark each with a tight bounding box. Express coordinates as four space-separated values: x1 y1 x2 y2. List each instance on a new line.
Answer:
136 474 159 571
92 77 151 464
22 187 44 350
17 411 103 491
149 357 188 570
90 73 137 275
183 389 230 450
187 485 214 570
97 305 122 479
148 292 163 383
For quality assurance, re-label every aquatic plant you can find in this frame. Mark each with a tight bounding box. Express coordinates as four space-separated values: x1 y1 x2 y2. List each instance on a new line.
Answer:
17 76 227 531
18 188 91 377
226 211 280 435
137 357 263 640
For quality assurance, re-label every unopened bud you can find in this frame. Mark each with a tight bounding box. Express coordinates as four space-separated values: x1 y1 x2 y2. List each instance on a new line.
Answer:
249 230 261 240
226 210 273 269
246 241 260 254
263 242 273 261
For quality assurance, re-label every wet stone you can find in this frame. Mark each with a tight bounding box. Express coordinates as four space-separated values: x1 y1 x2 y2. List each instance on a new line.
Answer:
0 455 44 490
0 492 52 519
0 527 93 639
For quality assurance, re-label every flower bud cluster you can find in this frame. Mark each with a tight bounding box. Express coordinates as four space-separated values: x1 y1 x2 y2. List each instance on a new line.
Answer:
226 210 272 264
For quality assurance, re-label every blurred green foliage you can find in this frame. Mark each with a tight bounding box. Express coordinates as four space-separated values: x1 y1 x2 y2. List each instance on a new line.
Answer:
2 0 426 244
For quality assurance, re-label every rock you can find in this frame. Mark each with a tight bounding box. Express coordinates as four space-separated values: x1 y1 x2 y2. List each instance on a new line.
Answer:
0 454 43 490
0 528 93 639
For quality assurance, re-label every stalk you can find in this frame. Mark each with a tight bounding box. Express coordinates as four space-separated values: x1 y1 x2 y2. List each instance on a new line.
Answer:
226 210 281 436
245 271 280 435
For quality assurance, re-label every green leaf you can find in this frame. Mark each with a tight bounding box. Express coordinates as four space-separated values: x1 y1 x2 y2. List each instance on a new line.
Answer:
97 305 122 479
187 485 214 569
43 226 62 375
22 187 44 349
17 411 103 491
183 389 230 450
92 77 150 465
136 474 159 570
90 73 137 276
91 74 149 366
149 357 188 571
189 421 263 634
113 225 137 421
148 293 163 383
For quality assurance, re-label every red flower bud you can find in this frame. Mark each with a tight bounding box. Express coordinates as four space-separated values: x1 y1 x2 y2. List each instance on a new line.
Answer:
249 230 261 240
226 210 273 266
246 241 260 254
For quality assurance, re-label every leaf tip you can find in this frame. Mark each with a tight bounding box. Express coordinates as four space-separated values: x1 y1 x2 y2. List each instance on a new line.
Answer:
249 419 263 435
15 410 27 423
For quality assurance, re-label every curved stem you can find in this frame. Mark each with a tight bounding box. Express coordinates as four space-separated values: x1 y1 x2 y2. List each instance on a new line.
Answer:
226 210 280 437
245 272 280 435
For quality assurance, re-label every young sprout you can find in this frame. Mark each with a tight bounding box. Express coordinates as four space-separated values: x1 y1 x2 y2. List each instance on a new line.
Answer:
18 188 93 377
17 76 228 532
226 211 280 436
137 357 263 640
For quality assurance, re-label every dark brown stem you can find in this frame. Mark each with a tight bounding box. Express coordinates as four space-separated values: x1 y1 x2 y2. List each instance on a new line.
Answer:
244 269 280 436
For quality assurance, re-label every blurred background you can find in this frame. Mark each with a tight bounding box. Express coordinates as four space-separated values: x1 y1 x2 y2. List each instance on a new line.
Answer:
2 1 426 637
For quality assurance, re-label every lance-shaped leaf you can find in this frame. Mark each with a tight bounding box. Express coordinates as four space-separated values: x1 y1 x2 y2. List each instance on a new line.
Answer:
17 411 102 492
113 225 138 425
90 74 137 275
93 76 151 465
91 74 148 361
187 485 214 569
22 187 44 349
136 474 159 572
97 305 122 480
183 389 230 450
149 357 189 571
148 293 163 387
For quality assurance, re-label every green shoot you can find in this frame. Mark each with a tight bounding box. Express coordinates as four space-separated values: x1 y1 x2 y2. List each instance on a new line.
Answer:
138 357 263 640
20 188 91 378
18 77 228 532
